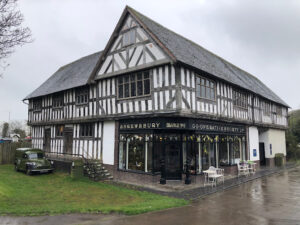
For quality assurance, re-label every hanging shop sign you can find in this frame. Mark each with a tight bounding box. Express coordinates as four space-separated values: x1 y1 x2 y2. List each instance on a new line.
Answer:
119 118 246 134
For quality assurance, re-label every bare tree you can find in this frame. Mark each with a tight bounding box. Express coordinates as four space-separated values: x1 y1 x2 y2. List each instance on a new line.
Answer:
0 0 32 77
1 122 9 137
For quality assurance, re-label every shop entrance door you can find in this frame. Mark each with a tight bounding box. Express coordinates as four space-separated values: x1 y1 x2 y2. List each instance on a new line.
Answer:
165 142 182 180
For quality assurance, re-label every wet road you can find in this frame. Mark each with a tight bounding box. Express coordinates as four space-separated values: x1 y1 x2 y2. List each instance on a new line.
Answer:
1 167 300 225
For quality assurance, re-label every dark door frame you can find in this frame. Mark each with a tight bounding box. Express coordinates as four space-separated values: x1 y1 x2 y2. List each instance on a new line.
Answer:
164 140 182 180
44 128 51 152
63 127 73 155
259 142 266 166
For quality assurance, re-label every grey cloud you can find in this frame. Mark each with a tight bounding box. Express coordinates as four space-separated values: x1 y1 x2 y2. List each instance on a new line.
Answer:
0 0 299 122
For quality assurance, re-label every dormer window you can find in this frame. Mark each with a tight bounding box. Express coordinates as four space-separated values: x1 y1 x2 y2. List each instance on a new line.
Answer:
122 29 136 47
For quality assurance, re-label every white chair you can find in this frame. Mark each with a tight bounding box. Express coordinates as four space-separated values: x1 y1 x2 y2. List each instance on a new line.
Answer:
237 163 249 177
204 166 224 187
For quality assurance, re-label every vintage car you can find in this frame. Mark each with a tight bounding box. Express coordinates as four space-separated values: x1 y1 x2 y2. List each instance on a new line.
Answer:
14 148 54 175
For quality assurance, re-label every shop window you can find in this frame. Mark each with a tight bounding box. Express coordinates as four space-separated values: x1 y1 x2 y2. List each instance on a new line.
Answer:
53 94 64 108
56 125 64 137
218 137 229 166
196 76 215 100
76 87 89 105
229 137 241 164
118 71 150 99
182 135 200 175
122 29 136 47
119 134 153 172
33 99 42 111
80 123 93 137
153 134 164 173
233 89 247 109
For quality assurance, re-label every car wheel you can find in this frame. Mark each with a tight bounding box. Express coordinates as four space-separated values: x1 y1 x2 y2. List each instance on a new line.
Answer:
26 168 31 175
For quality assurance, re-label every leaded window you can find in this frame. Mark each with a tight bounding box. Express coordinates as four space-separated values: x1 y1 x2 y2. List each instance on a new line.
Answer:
53 94 64 108
76 87 89 105
262 101 271 116
33 99 42 111
196 76 215 100
118 71 150 99
233 89 247 109
80 123 93 137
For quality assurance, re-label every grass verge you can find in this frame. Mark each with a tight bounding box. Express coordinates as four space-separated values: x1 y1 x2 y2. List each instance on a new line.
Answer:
0 164 188 216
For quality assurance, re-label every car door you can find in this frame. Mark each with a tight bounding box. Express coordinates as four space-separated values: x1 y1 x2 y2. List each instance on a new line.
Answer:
19 153 28 171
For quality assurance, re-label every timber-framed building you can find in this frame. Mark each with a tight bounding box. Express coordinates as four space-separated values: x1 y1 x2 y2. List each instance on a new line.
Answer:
24 6 288 183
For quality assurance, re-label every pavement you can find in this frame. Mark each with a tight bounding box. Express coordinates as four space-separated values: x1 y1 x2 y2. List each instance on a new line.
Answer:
1 165 300 225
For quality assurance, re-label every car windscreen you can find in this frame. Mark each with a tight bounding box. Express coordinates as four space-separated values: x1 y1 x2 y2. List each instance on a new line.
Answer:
27 153 44 159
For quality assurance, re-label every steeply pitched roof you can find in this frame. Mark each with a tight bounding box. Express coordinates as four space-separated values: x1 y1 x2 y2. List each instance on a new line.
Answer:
128 7 289 107
24 51 102 100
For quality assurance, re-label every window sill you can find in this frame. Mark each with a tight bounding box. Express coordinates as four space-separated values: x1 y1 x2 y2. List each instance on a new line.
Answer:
196 96 216 102
118 168 157 176
75 103 88 107
117 94 151 101
53 107 63 110
233 105 248 110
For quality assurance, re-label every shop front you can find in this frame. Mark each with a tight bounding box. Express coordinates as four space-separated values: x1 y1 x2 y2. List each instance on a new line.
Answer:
117 118 247 182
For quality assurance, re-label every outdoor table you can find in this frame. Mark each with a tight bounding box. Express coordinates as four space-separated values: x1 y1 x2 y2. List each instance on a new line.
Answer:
248 162 257 174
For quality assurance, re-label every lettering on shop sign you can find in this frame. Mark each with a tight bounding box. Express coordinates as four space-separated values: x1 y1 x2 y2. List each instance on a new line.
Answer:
120 123 161 130
119 118 246 134
191 123 245 133
166 122 186 129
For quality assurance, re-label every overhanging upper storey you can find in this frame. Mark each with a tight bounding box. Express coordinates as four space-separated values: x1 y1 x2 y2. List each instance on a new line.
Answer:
90 7 173 81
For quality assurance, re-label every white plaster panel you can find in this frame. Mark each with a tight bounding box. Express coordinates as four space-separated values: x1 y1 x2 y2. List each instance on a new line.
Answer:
102 121 115 165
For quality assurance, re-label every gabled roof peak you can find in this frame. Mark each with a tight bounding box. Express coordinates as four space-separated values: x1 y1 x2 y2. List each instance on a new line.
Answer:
124 6 288 107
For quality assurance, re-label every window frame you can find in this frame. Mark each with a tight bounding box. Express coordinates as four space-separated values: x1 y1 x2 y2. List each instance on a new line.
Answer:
79 123 94 138
118 133 153 173
52 93 64 109
262 101 271 116
117 70 151 100
122 29 136 47
195 75 216 101
33 99 42 112
56 125 64 137
232 89 248 109
276 106 282 116
75 87 89 105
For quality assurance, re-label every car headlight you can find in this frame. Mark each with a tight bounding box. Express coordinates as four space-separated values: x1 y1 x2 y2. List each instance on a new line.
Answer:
27 162 36 167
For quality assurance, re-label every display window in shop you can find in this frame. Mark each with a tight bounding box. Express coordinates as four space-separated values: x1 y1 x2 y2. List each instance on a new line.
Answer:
118 131 246 175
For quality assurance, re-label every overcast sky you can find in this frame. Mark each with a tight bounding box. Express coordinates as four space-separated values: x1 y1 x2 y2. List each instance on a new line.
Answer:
0 0 299 122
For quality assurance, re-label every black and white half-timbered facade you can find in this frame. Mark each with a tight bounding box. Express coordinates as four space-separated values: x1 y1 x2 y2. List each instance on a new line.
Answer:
25 6 289 183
